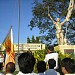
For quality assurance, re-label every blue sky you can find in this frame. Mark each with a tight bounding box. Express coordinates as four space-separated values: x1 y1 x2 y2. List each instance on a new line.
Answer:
0 0 42 44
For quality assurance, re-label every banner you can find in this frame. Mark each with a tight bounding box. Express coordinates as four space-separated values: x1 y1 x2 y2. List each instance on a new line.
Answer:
2 26 15 68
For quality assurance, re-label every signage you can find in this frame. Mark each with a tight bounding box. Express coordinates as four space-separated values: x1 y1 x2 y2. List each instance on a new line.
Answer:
64 49 74 57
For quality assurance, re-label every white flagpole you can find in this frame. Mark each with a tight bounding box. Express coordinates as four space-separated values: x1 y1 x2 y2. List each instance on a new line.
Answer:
18 0 20 53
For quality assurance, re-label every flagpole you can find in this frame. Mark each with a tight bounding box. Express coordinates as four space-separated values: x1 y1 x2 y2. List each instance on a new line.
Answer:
18 0 20 53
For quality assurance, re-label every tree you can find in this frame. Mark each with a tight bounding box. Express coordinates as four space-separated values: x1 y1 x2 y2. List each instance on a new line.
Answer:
32 35 35 43
28 0 75 45
27 37 31 43
36 36 40 43
27 36 40 43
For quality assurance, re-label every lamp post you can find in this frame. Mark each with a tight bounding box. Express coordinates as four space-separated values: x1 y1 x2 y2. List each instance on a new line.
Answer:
64 23 69 45
18 0 20 53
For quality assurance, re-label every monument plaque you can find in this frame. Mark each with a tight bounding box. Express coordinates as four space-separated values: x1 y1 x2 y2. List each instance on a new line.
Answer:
64 49 74 57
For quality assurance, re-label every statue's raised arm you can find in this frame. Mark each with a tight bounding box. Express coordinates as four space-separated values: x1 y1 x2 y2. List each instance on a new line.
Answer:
61 0 74 26
48 6 56 25
66 0 74 21
48 13 56 25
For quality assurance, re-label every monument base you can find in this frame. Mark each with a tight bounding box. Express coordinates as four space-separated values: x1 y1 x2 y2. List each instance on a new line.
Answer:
58 45 75 57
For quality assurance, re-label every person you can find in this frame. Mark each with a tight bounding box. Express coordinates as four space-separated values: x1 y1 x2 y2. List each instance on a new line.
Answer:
37 61 46 75
17 52 37 75
45 59 60 75
0 53 5 75
48 0 74 45
27 48 32 54
44 45 58 69
61 58 75 75
5 62 15 75
0 63 5 75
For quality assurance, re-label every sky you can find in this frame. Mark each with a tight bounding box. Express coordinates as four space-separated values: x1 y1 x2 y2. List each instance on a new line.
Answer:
0 0 42 44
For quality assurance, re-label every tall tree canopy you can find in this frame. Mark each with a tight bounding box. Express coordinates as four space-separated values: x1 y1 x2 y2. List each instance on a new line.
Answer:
32 35 35 43
28 0 75 45
27 37 31 43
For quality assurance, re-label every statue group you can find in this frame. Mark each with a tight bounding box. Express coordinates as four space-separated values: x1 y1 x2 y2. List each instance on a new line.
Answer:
48 0 74 45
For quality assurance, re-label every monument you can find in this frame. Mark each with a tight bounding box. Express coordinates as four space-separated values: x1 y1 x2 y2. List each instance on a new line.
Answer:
48 0 74 45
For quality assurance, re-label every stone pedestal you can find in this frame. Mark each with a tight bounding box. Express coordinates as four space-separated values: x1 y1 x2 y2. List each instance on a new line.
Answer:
64 38 67 45
58 45 75 57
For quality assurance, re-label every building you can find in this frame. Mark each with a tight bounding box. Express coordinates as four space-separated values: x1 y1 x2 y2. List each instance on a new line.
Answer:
0 43 45 53
14 43 45 53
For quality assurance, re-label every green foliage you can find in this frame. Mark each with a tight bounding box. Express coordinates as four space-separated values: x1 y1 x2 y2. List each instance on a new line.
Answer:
36 37 40 43
13 71 18 75
33 50 47 73
27 37 31 43
34 50 46 61
27 35 41 43
29 0 75 45
32 35 35 43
